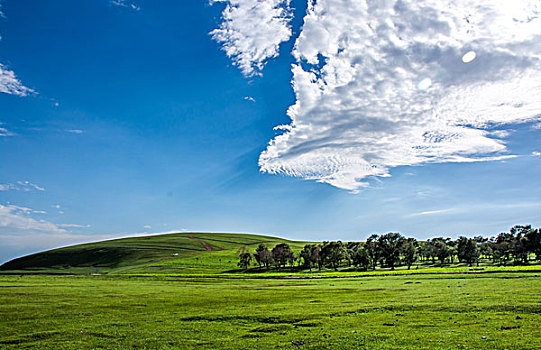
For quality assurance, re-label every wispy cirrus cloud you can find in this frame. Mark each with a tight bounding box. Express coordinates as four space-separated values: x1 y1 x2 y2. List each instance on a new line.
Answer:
110 0 140 11
0 181 45 192
409 209 453 217
211 0 293 76
0 63 35 96
0 204 63 233
0 204 101 263
57 223 91 228
254 0 541 192
0 125 15 137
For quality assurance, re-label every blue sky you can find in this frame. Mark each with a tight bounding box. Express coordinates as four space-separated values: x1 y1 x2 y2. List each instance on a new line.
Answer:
1 0 540 263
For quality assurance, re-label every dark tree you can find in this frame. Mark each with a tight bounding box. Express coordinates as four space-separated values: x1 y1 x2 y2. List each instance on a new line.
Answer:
352 246 371 270
429 238 450 266
377 232 405 270
511 225 531 264
491 232 513 265
401 238 418 270
312 245 323 271
254 244 273 270
321 241 347 271
272 243 293 269
299 244 314 270
525 228 541 261
456 237 479 267
254 244 265 267
237 252 252 269
365 234 380 270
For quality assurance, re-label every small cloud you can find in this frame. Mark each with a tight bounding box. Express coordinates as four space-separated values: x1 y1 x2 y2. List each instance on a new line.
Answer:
211 0 292 76
110 0 140 11
0 181 45 192
533 123 541 130
54 102 59 107
244 96 256 102
58 211 64 215
66 129 83 134
532 151 541 157
409 209 452 217
416 191 431 198
0 204 65 233
143 225 151 229
404 172 416 176
54 204 61 209
58 224 91 228
0 63 35 96
488 130 511 138
0 127 15 137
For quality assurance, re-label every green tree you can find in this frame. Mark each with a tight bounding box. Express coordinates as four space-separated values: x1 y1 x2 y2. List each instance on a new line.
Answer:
321 241 347 271
366 234 380 270
456 237 479 267
377 233 405 270
511 225 531 264
272 243 293 269
525 228 541 261
429 238 450 266
237 252 252 269
300 244 318 270
254 244 273 270
352 245 371 270
312 245 323 271
401 238 418 270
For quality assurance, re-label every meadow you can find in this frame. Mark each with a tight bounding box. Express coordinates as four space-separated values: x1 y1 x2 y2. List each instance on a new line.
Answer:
1 272 540 349
1 232 540 349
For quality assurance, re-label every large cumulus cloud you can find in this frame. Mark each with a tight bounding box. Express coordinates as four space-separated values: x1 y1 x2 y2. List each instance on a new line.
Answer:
213 0 541 191
259 0 541 191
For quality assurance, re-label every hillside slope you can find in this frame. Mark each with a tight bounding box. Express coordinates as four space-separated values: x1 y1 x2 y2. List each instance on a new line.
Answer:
0 232 303 275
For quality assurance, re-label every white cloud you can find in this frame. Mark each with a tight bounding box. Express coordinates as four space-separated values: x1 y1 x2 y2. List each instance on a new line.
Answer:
532 151 541 156
66 129 83 134
0 63 35 96
244 96 256 102
57 223 91 228
211 0 292 76
488 130 512 139
409 209 452 217
0 181 45 192
0 126 15 137
143 225 151 229
0 204 104 262
0 204 65 233
258 0 541 192
110 0 140 11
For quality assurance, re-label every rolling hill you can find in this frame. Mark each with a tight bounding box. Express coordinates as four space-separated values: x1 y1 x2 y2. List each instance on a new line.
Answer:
0 232 306 275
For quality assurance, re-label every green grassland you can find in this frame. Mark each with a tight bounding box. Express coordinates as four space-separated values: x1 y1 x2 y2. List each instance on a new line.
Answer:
1 273 540 349
1 232 540 349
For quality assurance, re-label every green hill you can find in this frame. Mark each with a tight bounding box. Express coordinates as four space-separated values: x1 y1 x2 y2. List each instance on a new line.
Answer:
0 232 306 275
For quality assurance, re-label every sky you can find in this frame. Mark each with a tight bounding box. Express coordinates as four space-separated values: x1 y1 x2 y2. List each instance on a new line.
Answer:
1 0 540 264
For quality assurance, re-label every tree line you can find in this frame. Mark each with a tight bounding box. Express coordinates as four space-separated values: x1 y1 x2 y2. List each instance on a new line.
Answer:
237 225 541 271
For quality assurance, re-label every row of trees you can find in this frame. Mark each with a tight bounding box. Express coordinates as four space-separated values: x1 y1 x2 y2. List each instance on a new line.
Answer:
238 225 541 271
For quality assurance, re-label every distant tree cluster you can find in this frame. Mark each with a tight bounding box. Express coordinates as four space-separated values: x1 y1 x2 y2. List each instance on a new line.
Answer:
238 225 541 272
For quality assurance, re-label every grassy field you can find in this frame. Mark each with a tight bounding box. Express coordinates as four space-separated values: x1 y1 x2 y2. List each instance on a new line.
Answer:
1 272 540 349
1 232 540 349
